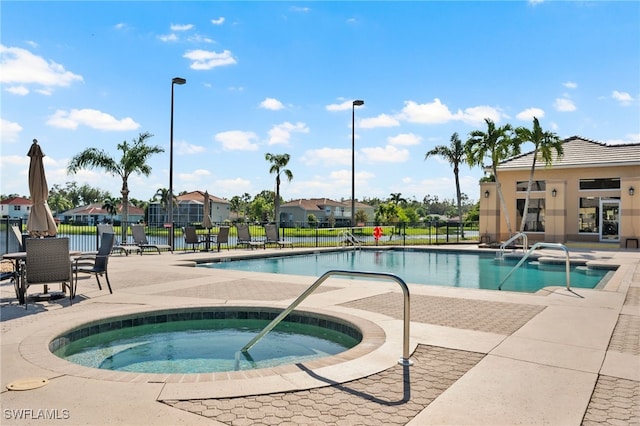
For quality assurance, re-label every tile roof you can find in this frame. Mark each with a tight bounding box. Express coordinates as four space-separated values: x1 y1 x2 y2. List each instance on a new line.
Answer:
61 203 144 216
0 196 31 205
497 136 640 171
177 190 230 204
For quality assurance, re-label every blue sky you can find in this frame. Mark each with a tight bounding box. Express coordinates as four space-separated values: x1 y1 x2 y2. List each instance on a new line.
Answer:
2 1 639 205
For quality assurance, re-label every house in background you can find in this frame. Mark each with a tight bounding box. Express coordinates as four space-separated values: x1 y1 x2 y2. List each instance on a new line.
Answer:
479 137 640 248
147 190 231 227
59 203 145 225
0 197 31 220
280 198 375 227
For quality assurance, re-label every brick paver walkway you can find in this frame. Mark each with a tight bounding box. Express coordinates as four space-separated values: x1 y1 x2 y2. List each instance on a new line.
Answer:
163 345 485 426
342 292 545 334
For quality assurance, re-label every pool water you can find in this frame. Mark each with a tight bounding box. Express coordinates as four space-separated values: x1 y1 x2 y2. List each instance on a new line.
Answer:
201 250 612 292
54 318 360 373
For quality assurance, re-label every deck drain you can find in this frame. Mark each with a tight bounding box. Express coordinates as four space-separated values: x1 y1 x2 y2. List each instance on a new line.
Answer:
7 378 49 391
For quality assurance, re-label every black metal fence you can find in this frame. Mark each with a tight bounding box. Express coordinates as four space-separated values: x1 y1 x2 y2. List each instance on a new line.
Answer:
1 218 480 256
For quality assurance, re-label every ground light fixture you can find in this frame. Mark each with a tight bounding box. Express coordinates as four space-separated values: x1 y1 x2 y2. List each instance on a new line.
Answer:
351 99 364 228
169 77 186 250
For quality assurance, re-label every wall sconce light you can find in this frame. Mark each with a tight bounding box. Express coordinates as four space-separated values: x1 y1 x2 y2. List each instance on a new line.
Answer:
484 190 490 198
552 188 557 198
630 187 635 196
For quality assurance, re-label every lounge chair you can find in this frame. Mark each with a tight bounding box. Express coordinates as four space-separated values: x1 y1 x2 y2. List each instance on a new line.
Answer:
73 231 115 298
131 224 173 255
183 226 207 252
21 238 73 308
97 223 140 256
264 224 293 249
236 224 265 249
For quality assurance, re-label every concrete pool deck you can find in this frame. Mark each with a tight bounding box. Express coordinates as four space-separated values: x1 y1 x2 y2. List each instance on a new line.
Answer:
1 245 638 425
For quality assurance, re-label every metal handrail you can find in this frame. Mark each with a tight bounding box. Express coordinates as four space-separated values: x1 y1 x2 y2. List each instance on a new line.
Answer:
338 230 361 247
241 270 413 366
498 242 571 291
498 232 528 257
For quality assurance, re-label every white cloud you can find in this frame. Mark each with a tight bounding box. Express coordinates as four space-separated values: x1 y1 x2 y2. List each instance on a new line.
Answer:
0 45 83 91
361 145 409 163
604 133 640 145
171 24 194 31
158 33 178 42
215 178 252 196
211 17 225 25
516 107 545 121
459 105 504 125
1 118 23 142
178 169 211 182
268 121 309 145
359 114 400 129
114 23 127 30
5 85 29 95
184 49 237 70
563 81 577 89
46 109 140 131
301 148 351 166
326 100 357 112
291 6 311 13
188 35 214 44
399 99 458 124
176 141 206 155
388 133 422 146
612 90 633 106
554 97 576 112
260 97 285 110
215 130 259 151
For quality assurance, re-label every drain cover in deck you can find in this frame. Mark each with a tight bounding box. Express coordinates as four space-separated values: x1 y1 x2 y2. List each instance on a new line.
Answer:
7 378 49 391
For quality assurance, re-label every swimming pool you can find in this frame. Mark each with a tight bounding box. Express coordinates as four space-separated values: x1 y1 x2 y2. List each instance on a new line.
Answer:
200 249 613 292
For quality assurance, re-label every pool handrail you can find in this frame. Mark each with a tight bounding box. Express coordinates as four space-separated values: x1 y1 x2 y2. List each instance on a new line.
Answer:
338 230 361 248
498 242 571 291
498 232 528 257
241 269 413 366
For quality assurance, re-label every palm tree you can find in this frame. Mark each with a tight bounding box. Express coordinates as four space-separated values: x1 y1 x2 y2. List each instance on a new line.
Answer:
67 132 164 235
425 132 466 236
265 153 293 232
101 196 119 223
48 192 73 217
514 117 564 233
153 187 176 223
465 119 520 235
388 193 407 206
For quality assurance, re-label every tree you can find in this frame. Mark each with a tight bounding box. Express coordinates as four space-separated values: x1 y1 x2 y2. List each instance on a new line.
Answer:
101 196 119 222
466 119 520 235
67 132 164 230
425 132 467 236
153 187 176 222
265 153 293 231
388 193 407 206
48 192 73 216
514 117 563 233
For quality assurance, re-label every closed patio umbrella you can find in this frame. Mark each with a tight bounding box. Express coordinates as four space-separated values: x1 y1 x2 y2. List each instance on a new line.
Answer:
26 139 57 237
203 191 213 229
202 191 213 251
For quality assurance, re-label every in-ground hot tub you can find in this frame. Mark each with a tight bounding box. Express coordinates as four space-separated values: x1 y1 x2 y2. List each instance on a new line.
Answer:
50 307 363 374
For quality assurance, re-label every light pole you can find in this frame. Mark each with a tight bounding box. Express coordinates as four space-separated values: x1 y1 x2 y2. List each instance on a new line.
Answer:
169 77 186 250
351 99 364 228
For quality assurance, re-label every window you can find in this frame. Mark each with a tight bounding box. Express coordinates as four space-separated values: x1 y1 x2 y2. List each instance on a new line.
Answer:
516 199 545 232
13 205 21 211
516 181 546 191
579 178 620 190
578 197 598 233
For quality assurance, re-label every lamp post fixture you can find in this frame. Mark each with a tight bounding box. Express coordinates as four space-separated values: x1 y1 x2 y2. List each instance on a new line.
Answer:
169 77 186 250
351 99 364 228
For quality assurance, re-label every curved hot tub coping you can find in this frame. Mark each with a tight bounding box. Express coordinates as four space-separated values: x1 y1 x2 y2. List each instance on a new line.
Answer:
20 302 399 400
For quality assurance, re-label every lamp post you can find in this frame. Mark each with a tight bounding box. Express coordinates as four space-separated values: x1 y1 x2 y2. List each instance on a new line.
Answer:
351 99 364 229
169 77 186 250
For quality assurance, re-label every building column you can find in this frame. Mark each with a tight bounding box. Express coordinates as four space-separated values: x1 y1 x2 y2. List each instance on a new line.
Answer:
621 177 640 248
480 182 500 243
545 180 566 243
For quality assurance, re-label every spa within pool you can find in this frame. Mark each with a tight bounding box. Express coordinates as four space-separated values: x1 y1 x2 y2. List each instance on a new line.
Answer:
200 249 613 292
